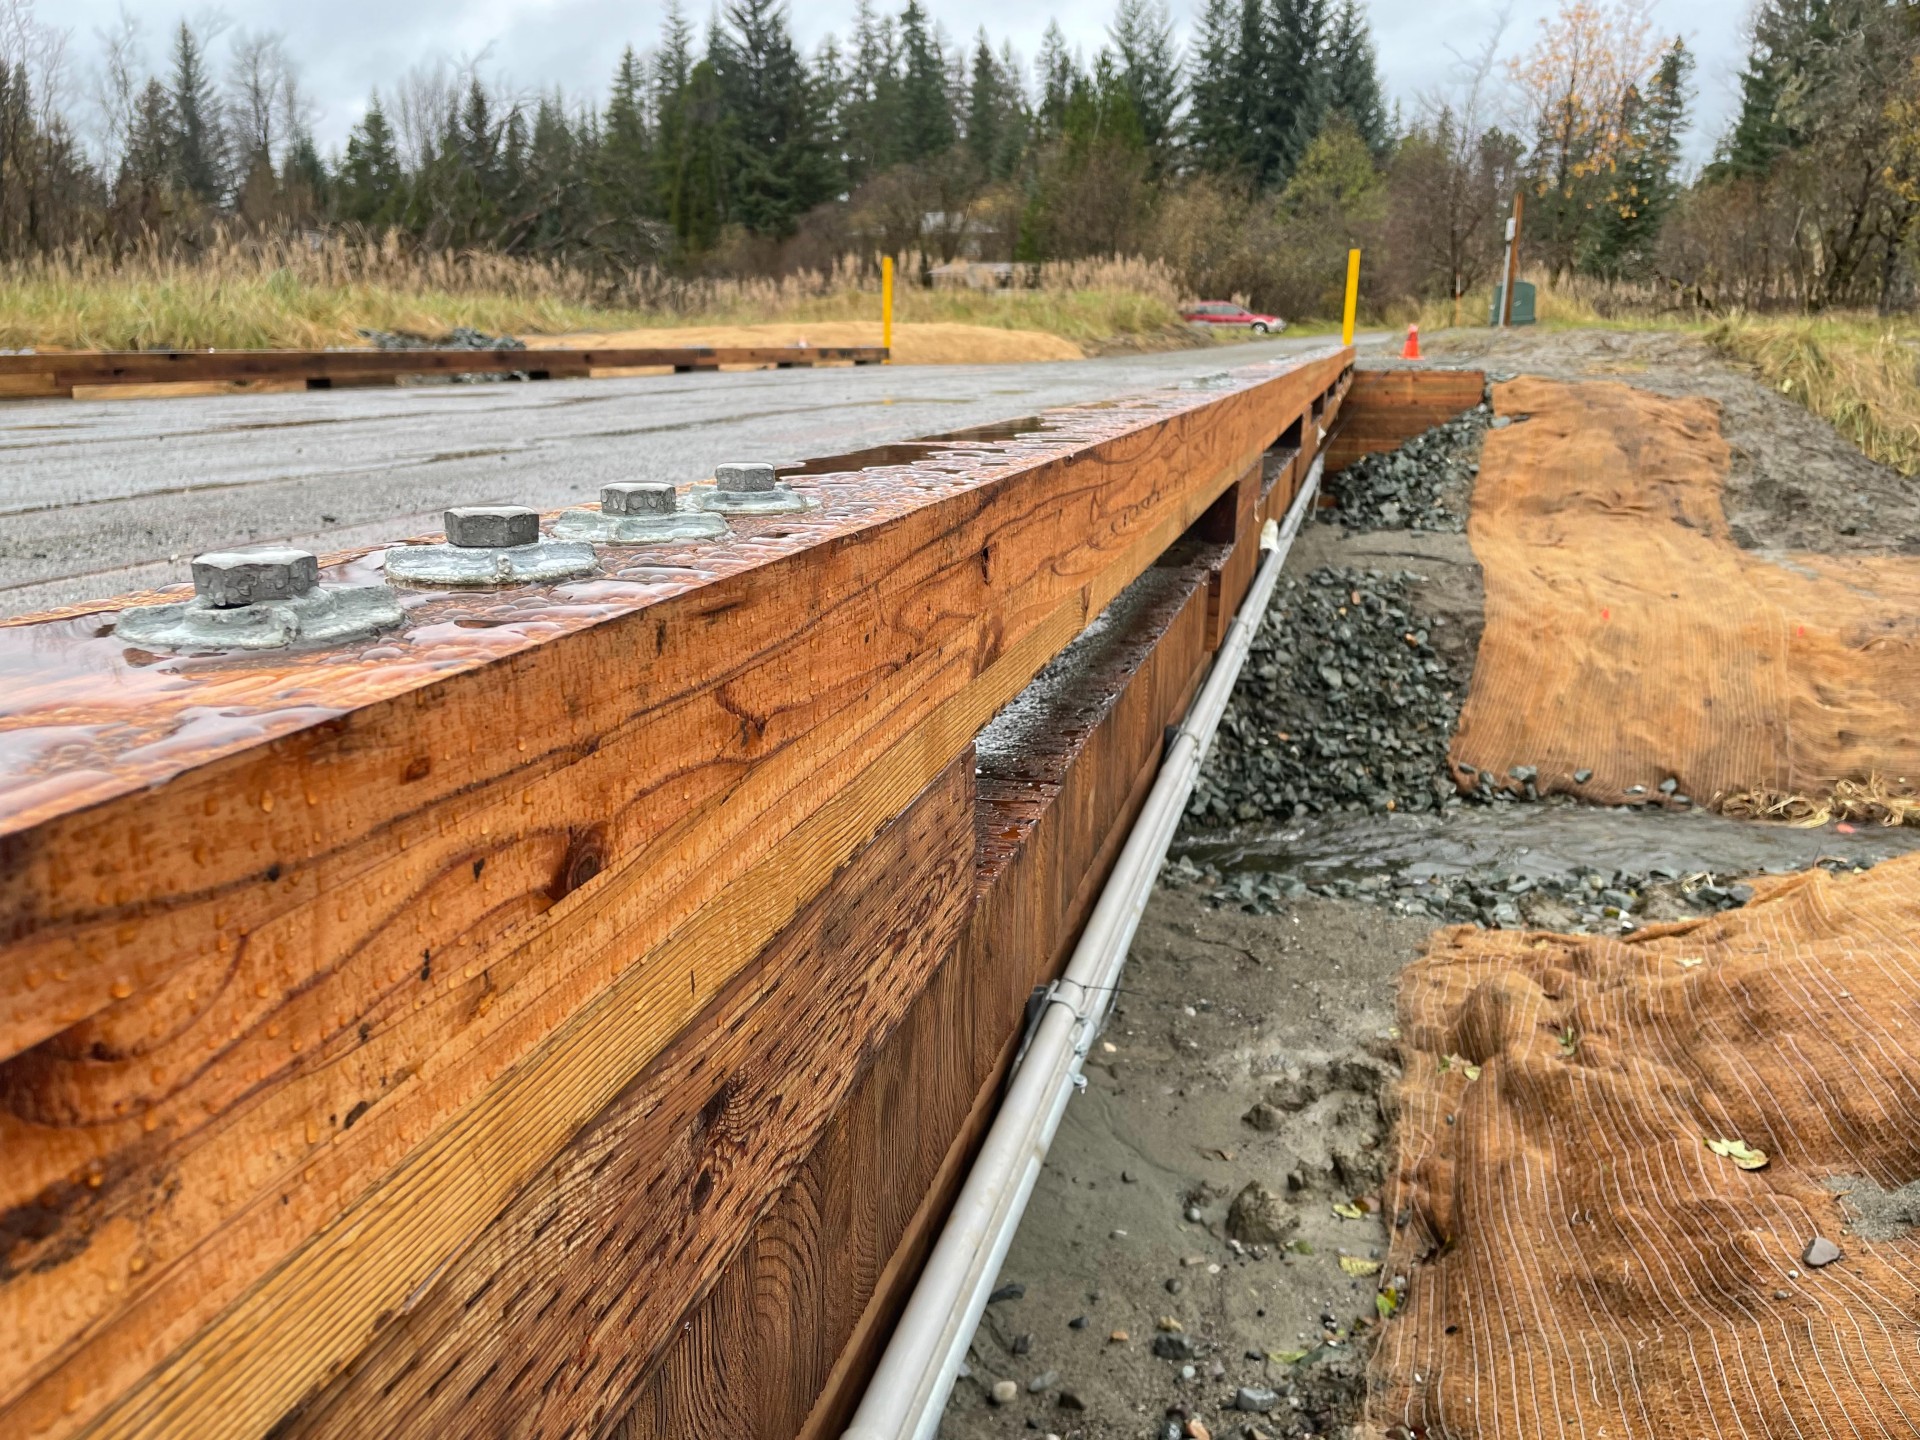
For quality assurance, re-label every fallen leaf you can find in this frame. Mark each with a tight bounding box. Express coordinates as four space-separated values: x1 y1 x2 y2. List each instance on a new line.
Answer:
1332 1202 1367 1220
1339 1255 1383 1277
1287 1238 1315 1255
1707 1136 1769 1170
1272 1348 1311 1365
1376 1291 1399 1319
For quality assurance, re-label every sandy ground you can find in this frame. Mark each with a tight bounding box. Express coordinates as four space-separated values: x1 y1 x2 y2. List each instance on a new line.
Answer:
525 320 1087 365
936 326 1920 1440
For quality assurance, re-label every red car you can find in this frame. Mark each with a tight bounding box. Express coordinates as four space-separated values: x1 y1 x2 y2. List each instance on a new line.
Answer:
1180 301 1286 333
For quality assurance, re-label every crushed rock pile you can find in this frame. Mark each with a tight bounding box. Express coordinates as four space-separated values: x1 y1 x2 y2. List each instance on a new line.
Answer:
1165 851 1878 935
355 326 525 351
1188 568 1471 826
1318 403 1490 533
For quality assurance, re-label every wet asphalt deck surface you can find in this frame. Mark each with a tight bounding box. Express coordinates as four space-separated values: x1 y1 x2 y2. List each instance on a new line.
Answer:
0 333 1373 618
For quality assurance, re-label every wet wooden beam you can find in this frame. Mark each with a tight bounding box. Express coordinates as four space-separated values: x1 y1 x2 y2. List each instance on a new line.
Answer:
0 346 887 398
620 555 1220 1438
0 345 1349 1440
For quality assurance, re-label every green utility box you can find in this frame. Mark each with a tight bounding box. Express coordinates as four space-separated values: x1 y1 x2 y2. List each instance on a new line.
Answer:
1489 281 1537 325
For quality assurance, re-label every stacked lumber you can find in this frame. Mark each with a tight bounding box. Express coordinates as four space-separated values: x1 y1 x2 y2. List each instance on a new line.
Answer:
0 345 1350 1438
1322 367 1483 473
0 345 886 399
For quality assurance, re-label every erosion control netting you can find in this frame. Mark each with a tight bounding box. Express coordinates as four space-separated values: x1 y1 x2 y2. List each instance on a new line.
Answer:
1374 852 1920 1438
1449 377 1920 812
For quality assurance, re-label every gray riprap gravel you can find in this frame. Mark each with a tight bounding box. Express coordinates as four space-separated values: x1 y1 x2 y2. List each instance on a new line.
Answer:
1319 402 1489 533
1188 567 1471 825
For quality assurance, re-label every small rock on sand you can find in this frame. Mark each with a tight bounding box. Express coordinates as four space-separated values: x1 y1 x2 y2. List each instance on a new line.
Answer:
1226 1182 1299 1245
1803 1235 1842 1267
989 1379 1018 1405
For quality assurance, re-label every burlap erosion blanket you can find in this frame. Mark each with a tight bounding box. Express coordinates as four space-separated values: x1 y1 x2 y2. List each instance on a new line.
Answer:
1448 377 1920 807
1375 855 1920 1437
1375 376 1920 1436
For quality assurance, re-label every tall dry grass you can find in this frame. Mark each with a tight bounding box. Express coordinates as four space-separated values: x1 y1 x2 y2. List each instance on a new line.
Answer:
0 235 1190 352
1707 316 1920 476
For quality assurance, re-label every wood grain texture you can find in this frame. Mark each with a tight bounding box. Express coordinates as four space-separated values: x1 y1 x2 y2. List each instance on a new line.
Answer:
620 553 1220 1439
269 754 976 1440
1324 367 1482 472
0 350 1348 1439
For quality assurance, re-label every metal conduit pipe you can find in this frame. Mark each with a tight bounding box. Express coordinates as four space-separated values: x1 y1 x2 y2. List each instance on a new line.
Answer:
843 451 1327 1440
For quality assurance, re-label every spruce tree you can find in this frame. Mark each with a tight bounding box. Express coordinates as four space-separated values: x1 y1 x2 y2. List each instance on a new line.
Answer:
1585 40 1693 276
966 33 1004 173
1268 0 1331 185
899 2 956 162
1723 0 1832 176
1324 0 1388 157
1036 22 1077 138
670 58 728 250
168 23 225 205
712 0 834 236
602 45 654 238
339 95 403 225
652 2 697 222
1109 0 1182 167
1186 0 1242 174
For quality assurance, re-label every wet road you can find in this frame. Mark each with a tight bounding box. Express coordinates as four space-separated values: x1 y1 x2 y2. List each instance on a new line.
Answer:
0 334 1367 618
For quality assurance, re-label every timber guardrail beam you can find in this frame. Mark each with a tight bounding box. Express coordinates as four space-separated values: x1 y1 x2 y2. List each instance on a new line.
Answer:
0 344 889 399
0 344 1352 1440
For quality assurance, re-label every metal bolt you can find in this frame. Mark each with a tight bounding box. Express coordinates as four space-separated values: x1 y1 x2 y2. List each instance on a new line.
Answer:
713 461 777 493
191 548 320 608
445 505 539 548
601 482 677 516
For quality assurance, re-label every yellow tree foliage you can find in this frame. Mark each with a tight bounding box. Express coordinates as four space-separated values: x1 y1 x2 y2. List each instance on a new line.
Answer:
1507 0 1665 197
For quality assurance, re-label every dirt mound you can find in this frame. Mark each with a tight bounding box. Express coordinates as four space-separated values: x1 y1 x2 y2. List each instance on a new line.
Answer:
1450 375 1920 813
523 320 1083 365
1375 849 1920 1438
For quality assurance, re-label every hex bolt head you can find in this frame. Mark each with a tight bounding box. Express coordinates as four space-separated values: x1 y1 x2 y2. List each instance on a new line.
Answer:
445 505 539 548
191 548 320 608
713 462 777 493
602 482 677 516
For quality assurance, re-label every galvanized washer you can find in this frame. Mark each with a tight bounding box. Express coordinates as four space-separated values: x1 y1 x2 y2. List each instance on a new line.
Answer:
551 482 729 544
687 460 818 515
383 540 598 587
115 584 404 651
385 504 599 587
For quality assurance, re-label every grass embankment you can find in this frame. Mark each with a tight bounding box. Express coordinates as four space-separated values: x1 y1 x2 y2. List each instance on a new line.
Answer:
1413 273 1920 476
0 240 1193 360
1706 317 1920 476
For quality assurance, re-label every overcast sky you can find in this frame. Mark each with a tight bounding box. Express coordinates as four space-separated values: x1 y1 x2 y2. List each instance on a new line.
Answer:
44 0 1752 167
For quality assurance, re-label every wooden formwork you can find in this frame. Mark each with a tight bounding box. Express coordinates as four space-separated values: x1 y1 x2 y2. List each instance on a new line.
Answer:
1322 367 1484 473
0 345 1350 1439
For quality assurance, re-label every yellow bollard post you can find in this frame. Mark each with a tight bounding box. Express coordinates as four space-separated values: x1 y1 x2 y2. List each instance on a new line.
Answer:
1341 248 1361 348
881 254 894 362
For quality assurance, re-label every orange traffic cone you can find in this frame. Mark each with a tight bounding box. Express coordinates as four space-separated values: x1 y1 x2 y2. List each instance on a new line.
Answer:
1401 324 1422 360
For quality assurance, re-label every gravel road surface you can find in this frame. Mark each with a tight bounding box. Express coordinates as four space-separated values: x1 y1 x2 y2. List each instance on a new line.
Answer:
0 334 1367 618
